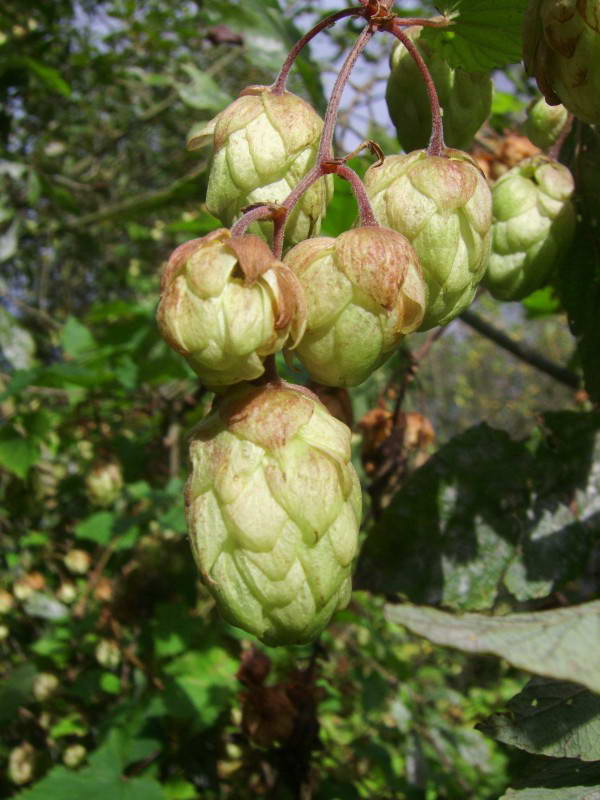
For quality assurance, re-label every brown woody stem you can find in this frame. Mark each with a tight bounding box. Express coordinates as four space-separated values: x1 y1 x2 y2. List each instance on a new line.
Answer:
385 19 445 157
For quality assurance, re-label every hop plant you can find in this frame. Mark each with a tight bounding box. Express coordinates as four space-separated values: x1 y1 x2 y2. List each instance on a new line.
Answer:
189 86 333 248
156 229 306 389
523 0 600 125
484 156 576 301
185 382 362 646
364 149 492 330
284 226 426 387
524 95 569 150
386 28 493 153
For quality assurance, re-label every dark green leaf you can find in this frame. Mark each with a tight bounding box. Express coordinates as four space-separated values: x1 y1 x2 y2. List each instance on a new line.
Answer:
0 426 40 478
478 678 600 760
74 512 115 545
422 0 528 71
0 663 36 724
22 57 72 97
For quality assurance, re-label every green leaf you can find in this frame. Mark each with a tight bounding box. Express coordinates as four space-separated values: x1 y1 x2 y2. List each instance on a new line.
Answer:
557 126 600 404
100 672 121 694
0 218 19 262
385 600 600 693
0 425 40 478
15 767 165 800
163 647 238 729
500 759 600 799
60 316 97 358
422 0 528 71
0 663 36 724
175 64 232 111
478 678 600 760
49 713 88 739
22 57 72 97
357 415 600 609
74 512 115 545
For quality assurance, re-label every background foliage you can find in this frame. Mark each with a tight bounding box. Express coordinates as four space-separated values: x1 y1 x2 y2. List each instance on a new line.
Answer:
1 1 599 798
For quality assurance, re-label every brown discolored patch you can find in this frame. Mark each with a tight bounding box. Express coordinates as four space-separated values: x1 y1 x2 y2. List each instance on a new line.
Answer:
221 384 314 449
226 234 282 285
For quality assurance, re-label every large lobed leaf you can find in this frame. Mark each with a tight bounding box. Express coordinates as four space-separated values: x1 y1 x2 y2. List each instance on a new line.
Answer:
357 412 600 610
385 600 600 694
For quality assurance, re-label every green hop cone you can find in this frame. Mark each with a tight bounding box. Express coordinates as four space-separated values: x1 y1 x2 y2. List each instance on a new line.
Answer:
524 95 569 150
364 149 492 330
386 27 492 153
188 85 333 248
484 156 575 301
186 382 362 645
524 0 600 125
156 229 306 389
284 226 426 387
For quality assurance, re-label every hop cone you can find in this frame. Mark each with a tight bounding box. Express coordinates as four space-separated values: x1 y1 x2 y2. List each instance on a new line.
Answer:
188 86 333 248
524 0 600 125
156 229 306 388
364 150 492 330
524 95 569 150
186 382 362 646
386 28 492 153
284 226 426 387
484 156 575 301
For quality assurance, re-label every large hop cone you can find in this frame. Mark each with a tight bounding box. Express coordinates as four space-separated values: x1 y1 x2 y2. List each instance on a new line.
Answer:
284 226 426 387
185 382 362 645
484 156 575 301
188 86 333 248
386 27 492 153
156 229 306 389
364 149 492 330
524 0 600 125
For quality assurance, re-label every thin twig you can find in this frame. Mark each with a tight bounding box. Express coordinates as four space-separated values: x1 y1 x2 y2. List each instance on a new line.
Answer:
459 308 580 389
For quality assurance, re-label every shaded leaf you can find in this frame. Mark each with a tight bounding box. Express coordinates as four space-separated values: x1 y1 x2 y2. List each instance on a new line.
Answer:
60 316 97 358
0 663 36 724
385 600 600 693
74 512 115 545
175 64 232 112
478 678 600 760
22 57 72 97
0 306 36 368
15 768 164 800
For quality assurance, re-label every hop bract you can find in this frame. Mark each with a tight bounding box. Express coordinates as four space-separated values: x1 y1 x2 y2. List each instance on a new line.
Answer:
284 226 426 387
189 86 333 248
484 156 575 301
524 0 600 125
386 28 493 153
364 149 492 330
156 229 306 389
186 382 362 646
524 96 568 150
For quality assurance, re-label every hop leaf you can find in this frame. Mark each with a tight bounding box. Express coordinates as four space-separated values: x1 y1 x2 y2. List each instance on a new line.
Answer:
185 382 362 646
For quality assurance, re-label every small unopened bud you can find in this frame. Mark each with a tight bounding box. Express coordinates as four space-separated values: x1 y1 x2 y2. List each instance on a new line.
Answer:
63 744 87 768
8 743 36 785
95 639 121 669
64 549 91 575
33 672 60 702
85 460 123 506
